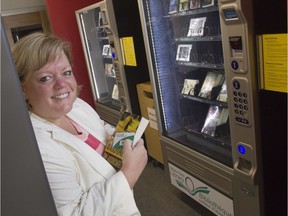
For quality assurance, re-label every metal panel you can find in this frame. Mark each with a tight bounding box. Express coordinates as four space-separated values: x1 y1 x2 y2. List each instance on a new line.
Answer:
1 16 57 216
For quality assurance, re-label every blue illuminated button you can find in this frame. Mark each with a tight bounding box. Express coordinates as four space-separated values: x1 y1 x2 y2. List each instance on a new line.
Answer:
112 52 116 58
231 60 239 70
238 145 246 154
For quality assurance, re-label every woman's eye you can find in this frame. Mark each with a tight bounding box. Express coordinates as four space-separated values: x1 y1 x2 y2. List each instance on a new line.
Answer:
64 70 72 76
39 76 51 82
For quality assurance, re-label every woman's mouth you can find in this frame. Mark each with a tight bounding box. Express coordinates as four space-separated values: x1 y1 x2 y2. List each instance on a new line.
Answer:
52 92 69 99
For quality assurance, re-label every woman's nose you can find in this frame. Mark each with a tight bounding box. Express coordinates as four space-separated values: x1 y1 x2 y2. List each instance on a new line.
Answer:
54 76 67 88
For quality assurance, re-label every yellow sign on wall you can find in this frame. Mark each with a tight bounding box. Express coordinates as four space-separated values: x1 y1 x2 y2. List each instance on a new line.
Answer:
120 37 137 67
262 34 287 93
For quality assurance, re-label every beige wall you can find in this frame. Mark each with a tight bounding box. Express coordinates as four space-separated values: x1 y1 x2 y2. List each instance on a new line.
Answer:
1 0 51 47
1 0 46 16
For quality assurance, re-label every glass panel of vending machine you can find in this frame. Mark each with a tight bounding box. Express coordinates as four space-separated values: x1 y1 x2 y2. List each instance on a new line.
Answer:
76 2 127 125
138 0 232 167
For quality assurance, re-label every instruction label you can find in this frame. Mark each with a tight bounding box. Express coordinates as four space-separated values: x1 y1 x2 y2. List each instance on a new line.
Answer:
263 34 287 93
120 37 137 66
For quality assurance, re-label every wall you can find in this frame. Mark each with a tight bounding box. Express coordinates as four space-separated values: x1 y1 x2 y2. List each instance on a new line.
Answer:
254 0 287 215
1 0 46 15
45 0 99 107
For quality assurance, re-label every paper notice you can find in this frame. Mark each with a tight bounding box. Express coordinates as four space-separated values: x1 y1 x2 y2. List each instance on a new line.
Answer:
262 34 287 93
147 107 158 130
120 37 137 66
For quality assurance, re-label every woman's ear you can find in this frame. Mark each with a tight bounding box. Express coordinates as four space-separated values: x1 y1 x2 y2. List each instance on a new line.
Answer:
21 85 31 109
22 85 27 98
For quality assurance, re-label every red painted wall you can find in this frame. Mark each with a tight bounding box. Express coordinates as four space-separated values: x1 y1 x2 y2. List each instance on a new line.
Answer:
45 0 100 108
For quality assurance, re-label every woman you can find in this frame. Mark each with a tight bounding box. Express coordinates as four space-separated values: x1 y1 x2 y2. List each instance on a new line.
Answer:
12 32 147 216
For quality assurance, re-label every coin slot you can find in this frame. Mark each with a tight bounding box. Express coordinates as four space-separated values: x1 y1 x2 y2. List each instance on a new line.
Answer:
237 157 252 173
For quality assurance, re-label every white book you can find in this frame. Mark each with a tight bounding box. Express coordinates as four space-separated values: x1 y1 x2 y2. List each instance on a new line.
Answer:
199 72 224 98
181 79 199 95
111 84 119 100
176 44 192 62
217 79 228 102
187 17 207 37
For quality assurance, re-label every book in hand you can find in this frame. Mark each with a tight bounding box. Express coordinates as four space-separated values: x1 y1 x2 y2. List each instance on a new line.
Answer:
103 112 149 170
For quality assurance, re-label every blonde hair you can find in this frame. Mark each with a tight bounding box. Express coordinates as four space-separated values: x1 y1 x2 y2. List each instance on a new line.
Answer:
12 32 73 85
12 32 82 109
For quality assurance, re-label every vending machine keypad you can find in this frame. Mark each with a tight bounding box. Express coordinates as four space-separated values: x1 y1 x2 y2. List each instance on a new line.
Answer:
232 77 251 126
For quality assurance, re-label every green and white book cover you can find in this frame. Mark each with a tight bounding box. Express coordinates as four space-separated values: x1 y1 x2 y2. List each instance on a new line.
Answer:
103 112 149 169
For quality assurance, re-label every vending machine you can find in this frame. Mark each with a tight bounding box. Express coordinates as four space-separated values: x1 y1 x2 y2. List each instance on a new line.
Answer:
76 0 149 126
138 0 287 215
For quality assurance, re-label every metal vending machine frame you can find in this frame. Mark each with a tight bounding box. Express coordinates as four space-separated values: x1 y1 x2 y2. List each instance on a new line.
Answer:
76 1 128 125
76 0 150 126
137 0 264 215
219 0 263 215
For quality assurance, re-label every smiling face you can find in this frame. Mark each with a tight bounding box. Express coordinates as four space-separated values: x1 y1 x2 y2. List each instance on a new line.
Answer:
23 52 78 122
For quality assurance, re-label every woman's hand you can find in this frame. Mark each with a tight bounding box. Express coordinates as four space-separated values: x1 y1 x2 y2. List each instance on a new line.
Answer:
120 138 148 189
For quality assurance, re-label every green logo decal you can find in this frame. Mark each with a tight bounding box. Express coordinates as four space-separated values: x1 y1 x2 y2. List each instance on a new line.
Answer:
176 177 210 196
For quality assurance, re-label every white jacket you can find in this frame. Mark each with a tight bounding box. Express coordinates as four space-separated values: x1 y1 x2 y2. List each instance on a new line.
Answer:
30 98 141 216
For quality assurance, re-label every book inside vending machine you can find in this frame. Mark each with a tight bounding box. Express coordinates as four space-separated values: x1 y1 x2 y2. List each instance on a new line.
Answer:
76 0 149 126
137 0 286 215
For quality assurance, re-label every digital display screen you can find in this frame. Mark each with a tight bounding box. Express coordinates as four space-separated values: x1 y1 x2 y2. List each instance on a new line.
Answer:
223 8 238 20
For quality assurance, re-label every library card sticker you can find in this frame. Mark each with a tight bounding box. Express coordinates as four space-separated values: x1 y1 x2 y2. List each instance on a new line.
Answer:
113 132 135 149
